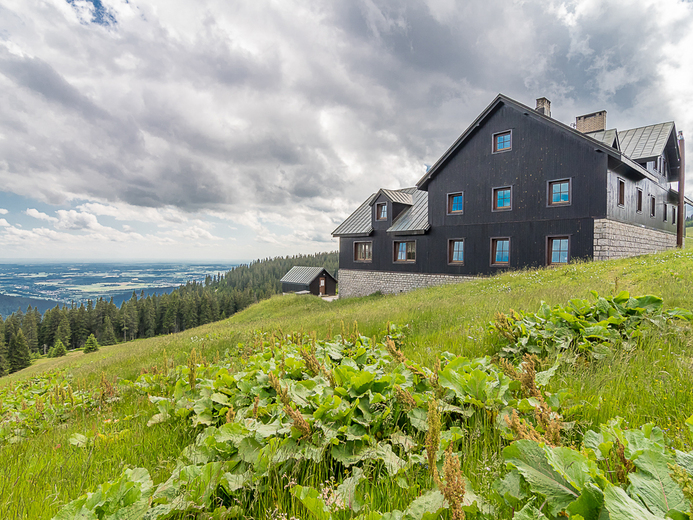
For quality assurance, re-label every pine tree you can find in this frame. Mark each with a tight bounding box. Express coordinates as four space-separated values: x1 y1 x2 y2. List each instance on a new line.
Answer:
51 339 67 358
8 329 31 373
55 314 72 349
22 309 39 353
83 334 100 353
101 316 117 346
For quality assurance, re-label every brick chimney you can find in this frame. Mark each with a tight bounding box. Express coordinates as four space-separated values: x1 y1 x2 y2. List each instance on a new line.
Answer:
576 110 607 133
536 97 551 117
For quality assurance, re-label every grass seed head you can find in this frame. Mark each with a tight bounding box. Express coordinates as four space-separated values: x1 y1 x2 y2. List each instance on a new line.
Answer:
285 404 312 440
440 444 466 520
426 398 442 485
253 395 260 418
394 385 416 411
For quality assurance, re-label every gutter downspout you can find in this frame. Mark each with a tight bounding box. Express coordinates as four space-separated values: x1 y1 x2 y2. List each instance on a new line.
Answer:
678 131 686 248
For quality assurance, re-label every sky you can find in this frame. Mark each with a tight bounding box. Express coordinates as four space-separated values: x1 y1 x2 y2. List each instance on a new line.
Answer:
0 0 692 262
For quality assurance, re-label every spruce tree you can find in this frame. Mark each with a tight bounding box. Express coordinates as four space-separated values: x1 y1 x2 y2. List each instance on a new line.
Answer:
101 316 117 346
84 334 100 353
51 339 67 358
9 330 31 373
55 314 72 349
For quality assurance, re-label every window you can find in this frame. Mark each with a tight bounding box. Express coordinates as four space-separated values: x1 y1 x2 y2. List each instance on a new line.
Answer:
548 179 571 206
664 204 668 222
617 179 625 207
548 237 569 265
447 192 464 214
394 241 416 262
354 242 372 262
636 188 643 213
650 196 656 218
492 186 512 211
673 207 676 225
493 131 512 153
448 239 464 264
376 203 387 221
491 238 510 265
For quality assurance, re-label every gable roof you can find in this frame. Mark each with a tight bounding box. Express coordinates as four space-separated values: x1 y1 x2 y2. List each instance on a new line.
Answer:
280 266 333 285
415 93 663 190
618 122 675 161
371 188 414 206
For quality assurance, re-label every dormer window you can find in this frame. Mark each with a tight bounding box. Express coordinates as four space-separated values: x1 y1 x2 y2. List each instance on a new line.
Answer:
376 202 387 220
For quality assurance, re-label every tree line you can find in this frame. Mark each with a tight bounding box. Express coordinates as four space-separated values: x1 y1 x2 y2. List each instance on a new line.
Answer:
0 252 338 376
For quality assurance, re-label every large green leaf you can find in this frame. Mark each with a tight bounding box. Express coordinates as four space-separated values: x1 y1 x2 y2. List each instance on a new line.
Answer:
503 440 579 517
628 449 687 516
603 484 666 520
565 483 609 520
291 485 332 520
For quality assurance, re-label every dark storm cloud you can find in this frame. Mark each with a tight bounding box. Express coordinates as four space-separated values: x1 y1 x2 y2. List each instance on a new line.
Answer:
0 0 691 245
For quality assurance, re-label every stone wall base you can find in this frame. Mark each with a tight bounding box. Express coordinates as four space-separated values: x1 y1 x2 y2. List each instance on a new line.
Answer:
593 219 678 261
338 269 475 299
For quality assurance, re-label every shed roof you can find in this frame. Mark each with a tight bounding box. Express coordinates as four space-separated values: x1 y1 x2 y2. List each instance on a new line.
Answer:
280 266 332 285
331 193 377 237
387 188 430 235
618 122 675 160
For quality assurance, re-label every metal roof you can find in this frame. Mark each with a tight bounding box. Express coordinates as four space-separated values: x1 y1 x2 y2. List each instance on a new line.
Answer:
331 193 376 237
618 122 674 160
586 129 619 150
280 266 330 285
387 189 430 235
373 188 413 205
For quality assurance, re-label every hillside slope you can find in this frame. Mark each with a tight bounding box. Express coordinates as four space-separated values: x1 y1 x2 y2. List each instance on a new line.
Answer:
1 247 693 519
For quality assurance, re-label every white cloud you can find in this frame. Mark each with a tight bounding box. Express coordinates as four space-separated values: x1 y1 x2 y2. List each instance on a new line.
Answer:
26 208 58 222
0 218 9 227
0 208 8 214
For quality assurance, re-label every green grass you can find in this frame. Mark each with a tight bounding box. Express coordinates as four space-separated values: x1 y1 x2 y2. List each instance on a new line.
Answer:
2 247 693 518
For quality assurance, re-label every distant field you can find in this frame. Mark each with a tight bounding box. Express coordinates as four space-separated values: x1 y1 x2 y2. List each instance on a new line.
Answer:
2 247 693 519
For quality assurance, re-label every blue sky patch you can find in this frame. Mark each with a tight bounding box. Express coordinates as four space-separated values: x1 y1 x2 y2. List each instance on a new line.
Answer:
66 0 117 26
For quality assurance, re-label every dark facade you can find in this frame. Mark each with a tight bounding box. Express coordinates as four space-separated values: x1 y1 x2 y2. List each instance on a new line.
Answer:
280 267 337 296
334 94 688 286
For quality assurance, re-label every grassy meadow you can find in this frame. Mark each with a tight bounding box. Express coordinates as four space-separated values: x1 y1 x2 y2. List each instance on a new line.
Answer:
2 246 693 519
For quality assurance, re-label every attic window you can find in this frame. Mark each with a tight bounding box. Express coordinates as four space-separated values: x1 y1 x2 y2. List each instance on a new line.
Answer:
493 130 512 153
376 203 387 221
447 192 464 214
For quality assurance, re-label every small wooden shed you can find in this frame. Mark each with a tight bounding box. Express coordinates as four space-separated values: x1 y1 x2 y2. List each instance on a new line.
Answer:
280 266 337 296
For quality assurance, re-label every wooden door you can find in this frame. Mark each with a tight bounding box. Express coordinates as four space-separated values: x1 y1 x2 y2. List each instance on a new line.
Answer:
319 277 325 295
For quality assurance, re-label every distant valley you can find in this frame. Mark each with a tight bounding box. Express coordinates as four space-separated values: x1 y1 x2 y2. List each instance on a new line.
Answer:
0 262 239 316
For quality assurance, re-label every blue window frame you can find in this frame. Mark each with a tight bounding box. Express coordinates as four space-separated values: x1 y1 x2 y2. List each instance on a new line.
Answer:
493 131 512 153
548 237 569 265
491 238 510 265
449 239 464 264
549 180 570 205
448 192 464 214
493 187 512 210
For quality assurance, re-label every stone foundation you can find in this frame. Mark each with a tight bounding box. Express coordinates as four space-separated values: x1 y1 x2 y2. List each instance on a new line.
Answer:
338 269 475 298
593 219 678 261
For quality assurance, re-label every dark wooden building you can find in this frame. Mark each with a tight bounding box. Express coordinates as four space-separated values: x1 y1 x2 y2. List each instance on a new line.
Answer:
280 266 337 296
333 94 691 298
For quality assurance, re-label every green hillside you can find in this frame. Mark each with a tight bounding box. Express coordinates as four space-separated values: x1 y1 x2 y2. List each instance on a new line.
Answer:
2 247 693 519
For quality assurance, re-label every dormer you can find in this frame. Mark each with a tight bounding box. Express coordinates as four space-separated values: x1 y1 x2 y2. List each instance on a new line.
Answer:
370 188 414 225
618 122 681 182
